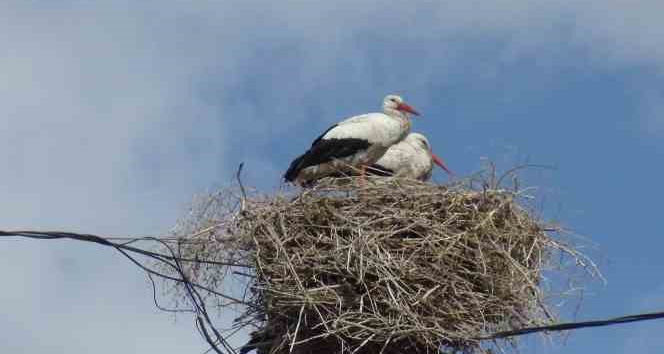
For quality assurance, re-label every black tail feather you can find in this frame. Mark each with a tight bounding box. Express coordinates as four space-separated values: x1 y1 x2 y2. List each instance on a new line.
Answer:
283 154 305 182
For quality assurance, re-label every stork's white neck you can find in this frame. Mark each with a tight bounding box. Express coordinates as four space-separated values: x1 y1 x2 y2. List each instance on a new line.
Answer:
383 107 410 122
379 107 412 144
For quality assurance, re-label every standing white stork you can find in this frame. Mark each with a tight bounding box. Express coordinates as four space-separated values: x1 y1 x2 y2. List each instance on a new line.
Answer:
368 132 452 181
284 94 420 185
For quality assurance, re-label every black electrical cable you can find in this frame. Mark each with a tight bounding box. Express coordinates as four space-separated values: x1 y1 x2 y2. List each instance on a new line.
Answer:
477 310 664 340
0 230 249 354
4 229 664 349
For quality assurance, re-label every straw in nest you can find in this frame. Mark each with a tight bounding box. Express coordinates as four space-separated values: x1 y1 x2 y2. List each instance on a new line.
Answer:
167 176 599 354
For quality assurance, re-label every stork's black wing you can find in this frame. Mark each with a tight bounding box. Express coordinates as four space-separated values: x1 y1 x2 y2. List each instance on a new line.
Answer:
311 124 338 147
283 137 371 182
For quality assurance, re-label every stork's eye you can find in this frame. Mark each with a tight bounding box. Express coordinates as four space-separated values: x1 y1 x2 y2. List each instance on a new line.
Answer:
390 98 398 102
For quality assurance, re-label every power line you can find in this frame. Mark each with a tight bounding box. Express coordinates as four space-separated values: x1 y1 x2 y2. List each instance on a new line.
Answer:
4 229 664 350
478 310 664 340
0 230 248 267
0 229 249 354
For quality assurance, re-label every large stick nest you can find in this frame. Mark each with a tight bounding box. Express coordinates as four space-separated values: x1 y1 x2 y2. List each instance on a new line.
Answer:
168 176 599 354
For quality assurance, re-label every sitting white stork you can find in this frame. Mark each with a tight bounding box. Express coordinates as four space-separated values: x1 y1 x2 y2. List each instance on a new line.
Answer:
368 132 452 181
284 94 420 185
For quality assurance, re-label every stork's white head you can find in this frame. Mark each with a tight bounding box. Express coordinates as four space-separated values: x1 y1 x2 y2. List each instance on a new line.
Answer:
406 132 431 150
382 94 420 118
406 132 453 175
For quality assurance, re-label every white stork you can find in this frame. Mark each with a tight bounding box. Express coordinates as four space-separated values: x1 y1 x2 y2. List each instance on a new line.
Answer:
368 132 452 181
284 94 420 185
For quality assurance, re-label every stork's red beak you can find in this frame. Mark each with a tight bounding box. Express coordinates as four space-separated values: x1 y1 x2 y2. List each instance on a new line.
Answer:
396 102 420 116
431 153 453 175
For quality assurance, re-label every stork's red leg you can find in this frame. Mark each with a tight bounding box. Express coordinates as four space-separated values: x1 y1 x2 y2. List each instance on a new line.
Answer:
359 164 367 186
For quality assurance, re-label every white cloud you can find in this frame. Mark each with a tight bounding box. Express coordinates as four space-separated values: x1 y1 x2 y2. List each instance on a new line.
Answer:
0 2 229 353
3 1 664 353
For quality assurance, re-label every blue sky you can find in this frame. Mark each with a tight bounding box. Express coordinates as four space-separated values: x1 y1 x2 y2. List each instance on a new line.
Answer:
1 0 664 352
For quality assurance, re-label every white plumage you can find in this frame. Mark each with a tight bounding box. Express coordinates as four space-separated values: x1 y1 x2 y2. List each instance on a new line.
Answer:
369 132 452 181
284 94 420 185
